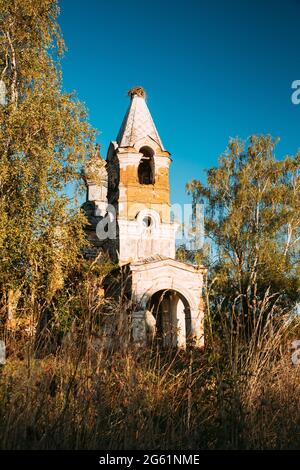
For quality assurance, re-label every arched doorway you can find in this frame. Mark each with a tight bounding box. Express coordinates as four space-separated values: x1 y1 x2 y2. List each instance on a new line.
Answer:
148 289 191 349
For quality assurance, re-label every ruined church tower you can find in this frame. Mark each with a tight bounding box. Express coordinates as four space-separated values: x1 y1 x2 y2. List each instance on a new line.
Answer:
83 87 206 349
106 86 177 264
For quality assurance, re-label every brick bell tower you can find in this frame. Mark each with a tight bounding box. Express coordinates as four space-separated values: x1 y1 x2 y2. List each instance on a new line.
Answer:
84 87 206 349
106 86 178 265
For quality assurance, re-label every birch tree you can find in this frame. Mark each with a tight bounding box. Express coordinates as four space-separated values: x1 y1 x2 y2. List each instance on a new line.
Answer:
187 135 300 325
0 0 95 332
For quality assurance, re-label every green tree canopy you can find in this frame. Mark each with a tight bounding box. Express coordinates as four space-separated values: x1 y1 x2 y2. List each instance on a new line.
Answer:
0 0 95 326
187 135 300 322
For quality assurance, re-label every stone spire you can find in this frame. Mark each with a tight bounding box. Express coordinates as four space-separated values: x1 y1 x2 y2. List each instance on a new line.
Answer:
116 86 164 150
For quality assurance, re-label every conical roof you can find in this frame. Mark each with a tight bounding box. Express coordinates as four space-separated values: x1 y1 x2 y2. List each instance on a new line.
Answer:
116 87 164 150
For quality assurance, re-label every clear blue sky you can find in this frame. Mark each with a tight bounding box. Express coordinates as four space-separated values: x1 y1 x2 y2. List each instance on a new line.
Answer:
59 0 300 205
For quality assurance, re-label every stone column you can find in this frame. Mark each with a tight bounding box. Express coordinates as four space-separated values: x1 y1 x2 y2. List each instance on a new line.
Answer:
176 299 186 349
170 294 178 348
132 311 146 345
190 309 204 348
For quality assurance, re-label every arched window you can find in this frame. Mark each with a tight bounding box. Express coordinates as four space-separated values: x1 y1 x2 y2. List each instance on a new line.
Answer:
138 146 155 185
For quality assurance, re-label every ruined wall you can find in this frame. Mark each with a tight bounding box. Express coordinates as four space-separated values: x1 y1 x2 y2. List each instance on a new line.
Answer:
130 258 206 348
116 148 171 223
105 142 176 264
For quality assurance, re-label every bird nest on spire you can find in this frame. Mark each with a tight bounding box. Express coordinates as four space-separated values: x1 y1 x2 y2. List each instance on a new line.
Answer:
128 86 146 99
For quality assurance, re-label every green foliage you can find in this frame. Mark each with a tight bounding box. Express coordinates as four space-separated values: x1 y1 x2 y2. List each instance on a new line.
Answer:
187 135 300 323
0 1 95 327
176 243 210 266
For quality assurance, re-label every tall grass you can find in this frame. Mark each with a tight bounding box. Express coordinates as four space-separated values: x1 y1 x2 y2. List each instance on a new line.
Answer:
1 289 300 450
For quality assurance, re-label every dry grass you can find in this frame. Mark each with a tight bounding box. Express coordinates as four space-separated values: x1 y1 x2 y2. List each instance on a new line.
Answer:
1 297 300 450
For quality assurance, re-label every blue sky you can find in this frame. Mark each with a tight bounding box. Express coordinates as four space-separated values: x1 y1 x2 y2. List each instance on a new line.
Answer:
59 0 300 205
